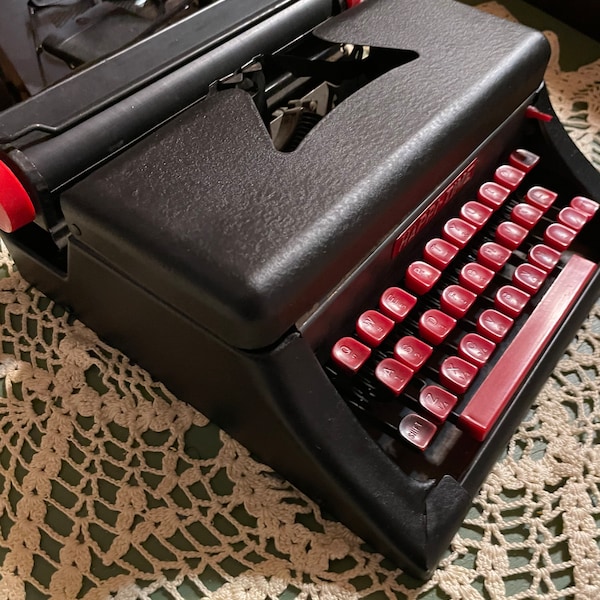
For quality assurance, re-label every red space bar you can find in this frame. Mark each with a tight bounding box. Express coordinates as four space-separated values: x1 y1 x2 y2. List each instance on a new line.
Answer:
458 254 596 441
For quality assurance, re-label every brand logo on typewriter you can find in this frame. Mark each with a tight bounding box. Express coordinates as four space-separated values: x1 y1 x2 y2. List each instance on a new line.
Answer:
393 158 478 257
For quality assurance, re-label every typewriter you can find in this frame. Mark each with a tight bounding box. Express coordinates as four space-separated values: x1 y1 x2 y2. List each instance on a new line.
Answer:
1 0 599 579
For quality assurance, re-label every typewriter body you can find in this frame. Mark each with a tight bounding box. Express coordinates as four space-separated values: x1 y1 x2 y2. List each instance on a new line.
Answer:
1 0 599 579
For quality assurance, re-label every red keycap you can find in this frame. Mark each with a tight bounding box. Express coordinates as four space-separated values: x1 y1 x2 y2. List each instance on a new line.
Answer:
460 201 493 230
570 196 599 219
478 181 510 210
495 221 527 250
458 333 496 367
405 261 441 295
494 165 525 191
331 337 371 374
528 244 561 272
419 385 457 422
511 203 542 229
526 186 557 212
398 413 437 450
394 336 432 371
440 284 476 318
558 207 587 232
356 310 394 347
494 285 530 318
544 223 576 251
379 287 417 322
513 263 547 295
440 356 479 394
477 309 513 343
477 242 512 271
419 309 456 345
423 238 458 270
375 358 414 395
442 218 477 248
459 262 494 294
509 148 539 173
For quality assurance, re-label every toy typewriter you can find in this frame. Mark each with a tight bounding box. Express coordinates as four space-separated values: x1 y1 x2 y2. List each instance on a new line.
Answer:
1 0 599 579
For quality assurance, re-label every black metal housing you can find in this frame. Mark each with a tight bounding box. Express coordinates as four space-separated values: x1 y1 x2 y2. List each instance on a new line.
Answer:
2 0 599 578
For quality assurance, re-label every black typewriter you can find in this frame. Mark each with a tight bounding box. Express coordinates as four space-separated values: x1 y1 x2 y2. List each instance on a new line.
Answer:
1 0 599 579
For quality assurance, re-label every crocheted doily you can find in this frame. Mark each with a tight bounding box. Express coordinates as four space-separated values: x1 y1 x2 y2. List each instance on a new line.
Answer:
1 3 599 599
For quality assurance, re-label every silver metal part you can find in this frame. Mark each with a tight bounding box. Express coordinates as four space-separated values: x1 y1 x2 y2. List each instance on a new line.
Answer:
269 81 333 149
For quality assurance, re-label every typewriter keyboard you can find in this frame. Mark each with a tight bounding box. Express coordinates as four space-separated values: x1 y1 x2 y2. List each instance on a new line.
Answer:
326 148 598 462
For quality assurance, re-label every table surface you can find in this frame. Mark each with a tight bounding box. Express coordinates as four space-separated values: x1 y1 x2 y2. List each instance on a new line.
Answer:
1 1 599 599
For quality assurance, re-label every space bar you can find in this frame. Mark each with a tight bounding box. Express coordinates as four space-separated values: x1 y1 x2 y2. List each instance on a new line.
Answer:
458 254 596 442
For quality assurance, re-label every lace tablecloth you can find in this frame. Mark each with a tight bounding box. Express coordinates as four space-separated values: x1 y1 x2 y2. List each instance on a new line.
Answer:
1 2 599 598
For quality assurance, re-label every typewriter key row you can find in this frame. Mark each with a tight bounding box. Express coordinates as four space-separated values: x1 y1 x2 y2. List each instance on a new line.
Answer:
328 148 598 452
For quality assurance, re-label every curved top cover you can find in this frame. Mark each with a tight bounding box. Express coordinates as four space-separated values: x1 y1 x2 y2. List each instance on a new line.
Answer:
61 0 549 348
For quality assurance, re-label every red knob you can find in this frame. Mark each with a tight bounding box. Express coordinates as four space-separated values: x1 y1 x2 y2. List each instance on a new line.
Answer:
0 161 36 233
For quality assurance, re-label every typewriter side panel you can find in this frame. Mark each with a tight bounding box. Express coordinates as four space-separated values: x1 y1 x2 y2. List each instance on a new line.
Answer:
2 229 467 578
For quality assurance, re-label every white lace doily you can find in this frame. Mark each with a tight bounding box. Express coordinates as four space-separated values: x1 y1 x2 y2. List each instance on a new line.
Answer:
1 3 599 599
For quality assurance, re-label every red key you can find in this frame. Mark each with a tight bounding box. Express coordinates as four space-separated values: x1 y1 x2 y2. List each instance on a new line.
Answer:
440 356 478 394
494 165 525 191
509 149 539 173
495 221 527 250
458 333 496 367
394 336 432 371
459 262 494 294
405 261 441 295
398 413 437 450
331 337 371 374
528 244 561 272
423 238 458 269
477 242 512 271
558 207 587 232
440 284 476 318
544 223 576 251
477 309 513 343
478 181 510 209
443 218 477 248
375 358 413 395
494 285 530 318
419 385 457 422
379 287 417 322
356 310 394 347
511 203 542 229
419 309 456 345
478 242 512 271
460 201 493 230
526 186 557 212
570 196 599 219
513 263 547 295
